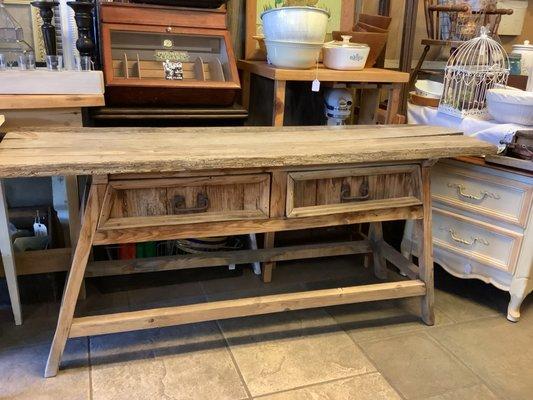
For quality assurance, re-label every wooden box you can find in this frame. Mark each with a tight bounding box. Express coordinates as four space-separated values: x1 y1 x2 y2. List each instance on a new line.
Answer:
99 3 240 107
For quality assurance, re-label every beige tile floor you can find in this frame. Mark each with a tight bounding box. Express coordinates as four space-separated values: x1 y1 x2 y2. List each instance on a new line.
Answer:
0 256 532 400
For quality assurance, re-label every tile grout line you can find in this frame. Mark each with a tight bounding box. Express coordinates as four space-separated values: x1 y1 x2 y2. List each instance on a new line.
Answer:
424 327 509 400
214 318 253 400
323 306 408 400
315 284 465 348
251 370 381 399
410 381 504 400
351 322 453 345
199 281 252 400
432 299 502 325
340 305 505 347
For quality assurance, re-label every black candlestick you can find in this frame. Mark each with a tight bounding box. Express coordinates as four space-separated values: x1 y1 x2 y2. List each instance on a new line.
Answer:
67 1 95 58
30 1 60 56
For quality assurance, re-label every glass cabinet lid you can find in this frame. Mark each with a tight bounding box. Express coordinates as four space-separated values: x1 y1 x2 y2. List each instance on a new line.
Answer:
109 30 231 83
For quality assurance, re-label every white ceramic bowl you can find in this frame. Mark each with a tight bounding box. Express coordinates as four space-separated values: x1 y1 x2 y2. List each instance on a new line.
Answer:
265 40 322 69
415 80 444 99
486 88 533 125
261 6 329 43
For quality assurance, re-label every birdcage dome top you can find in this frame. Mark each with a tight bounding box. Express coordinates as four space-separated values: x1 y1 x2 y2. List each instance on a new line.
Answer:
446 26 509 74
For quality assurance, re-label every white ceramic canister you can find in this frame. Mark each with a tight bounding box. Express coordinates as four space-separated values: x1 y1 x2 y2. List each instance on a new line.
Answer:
511 40 533 75
323 36 370 70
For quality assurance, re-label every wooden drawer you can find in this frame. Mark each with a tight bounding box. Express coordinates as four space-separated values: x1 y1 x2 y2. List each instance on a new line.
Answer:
98 174 270 230
433 208 523 273
432 165 532 227
286 165 422 218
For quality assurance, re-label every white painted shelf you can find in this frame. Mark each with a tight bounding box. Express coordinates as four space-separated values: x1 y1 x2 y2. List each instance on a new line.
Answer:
0 69 104 95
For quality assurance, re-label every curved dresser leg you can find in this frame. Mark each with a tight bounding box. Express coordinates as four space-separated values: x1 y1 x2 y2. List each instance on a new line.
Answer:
507 277 531 323
507 295 524 322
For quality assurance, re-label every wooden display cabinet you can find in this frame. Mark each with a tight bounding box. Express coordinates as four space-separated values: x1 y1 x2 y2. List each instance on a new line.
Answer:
99 3 240 107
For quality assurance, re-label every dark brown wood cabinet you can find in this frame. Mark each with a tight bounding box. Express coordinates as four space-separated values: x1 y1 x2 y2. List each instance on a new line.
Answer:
99 3 240 107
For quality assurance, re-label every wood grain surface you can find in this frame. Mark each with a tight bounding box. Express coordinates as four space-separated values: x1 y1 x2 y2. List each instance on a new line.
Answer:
0 125 495 178
0 95 104 110
237 61 409 83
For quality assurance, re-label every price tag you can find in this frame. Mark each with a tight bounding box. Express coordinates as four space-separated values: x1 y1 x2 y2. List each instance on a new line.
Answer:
311 79 320 92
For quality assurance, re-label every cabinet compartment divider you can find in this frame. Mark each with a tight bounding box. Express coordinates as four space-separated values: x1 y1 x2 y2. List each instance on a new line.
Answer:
136 54 142 79
209 58 225 82
122 53 129 79
194 57 206 81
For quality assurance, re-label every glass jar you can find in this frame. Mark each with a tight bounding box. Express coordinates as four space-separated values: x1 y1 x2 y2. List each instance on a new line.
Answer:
509 53 522 76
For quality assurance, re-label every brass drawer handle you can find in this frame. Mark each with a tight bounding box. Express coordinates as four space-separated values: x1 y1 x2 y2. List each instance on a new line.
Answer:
447 183 500 201
340 179 369 203
173 193 209 214
442 227 489 246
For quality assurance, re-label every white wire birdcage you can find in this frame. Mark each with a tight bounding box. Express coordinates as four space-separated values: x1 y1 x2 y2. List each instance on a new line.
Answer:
438 26 509 118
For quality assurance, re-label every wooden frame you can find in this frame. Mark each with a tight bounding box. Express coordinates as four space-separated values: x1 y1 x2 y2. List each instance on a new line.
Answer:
238 60 408 127
4 0 46 62
44 165 433 377
244 0 356 60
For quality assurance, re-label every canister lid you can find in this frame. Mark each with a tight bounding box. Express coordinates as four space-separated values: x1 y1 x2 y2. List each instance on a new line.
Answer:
323 35 369 49
512 40 533 52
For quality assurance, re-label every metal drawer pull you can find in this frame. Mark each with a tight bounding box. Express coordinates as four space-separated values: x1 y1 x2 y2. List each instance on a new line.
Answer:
442 227 489 246
173 193 209 214
341 180 369 202
447 183 500 201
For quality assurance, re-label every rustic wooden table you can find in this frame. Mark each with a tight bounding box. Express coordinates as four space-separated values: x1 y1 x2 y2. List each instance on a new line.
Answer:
237 61 409 126
0 125 494 377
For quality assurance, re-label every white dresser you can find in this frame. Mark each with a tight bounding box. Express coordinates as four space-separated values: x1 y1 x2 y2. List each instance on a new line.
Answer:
402 158 533 322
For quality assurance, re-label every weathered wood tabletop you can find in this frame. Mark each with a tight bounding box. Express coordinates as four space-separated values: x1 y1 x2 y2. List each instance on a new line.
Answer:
0 125 495 178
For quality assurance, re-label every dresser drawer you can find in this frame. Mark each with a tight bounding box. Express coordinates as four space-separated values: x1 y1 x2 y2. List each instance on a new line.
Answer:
432 165 532 227
98 174 270 229
286 165 422 218
433 208 523 273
